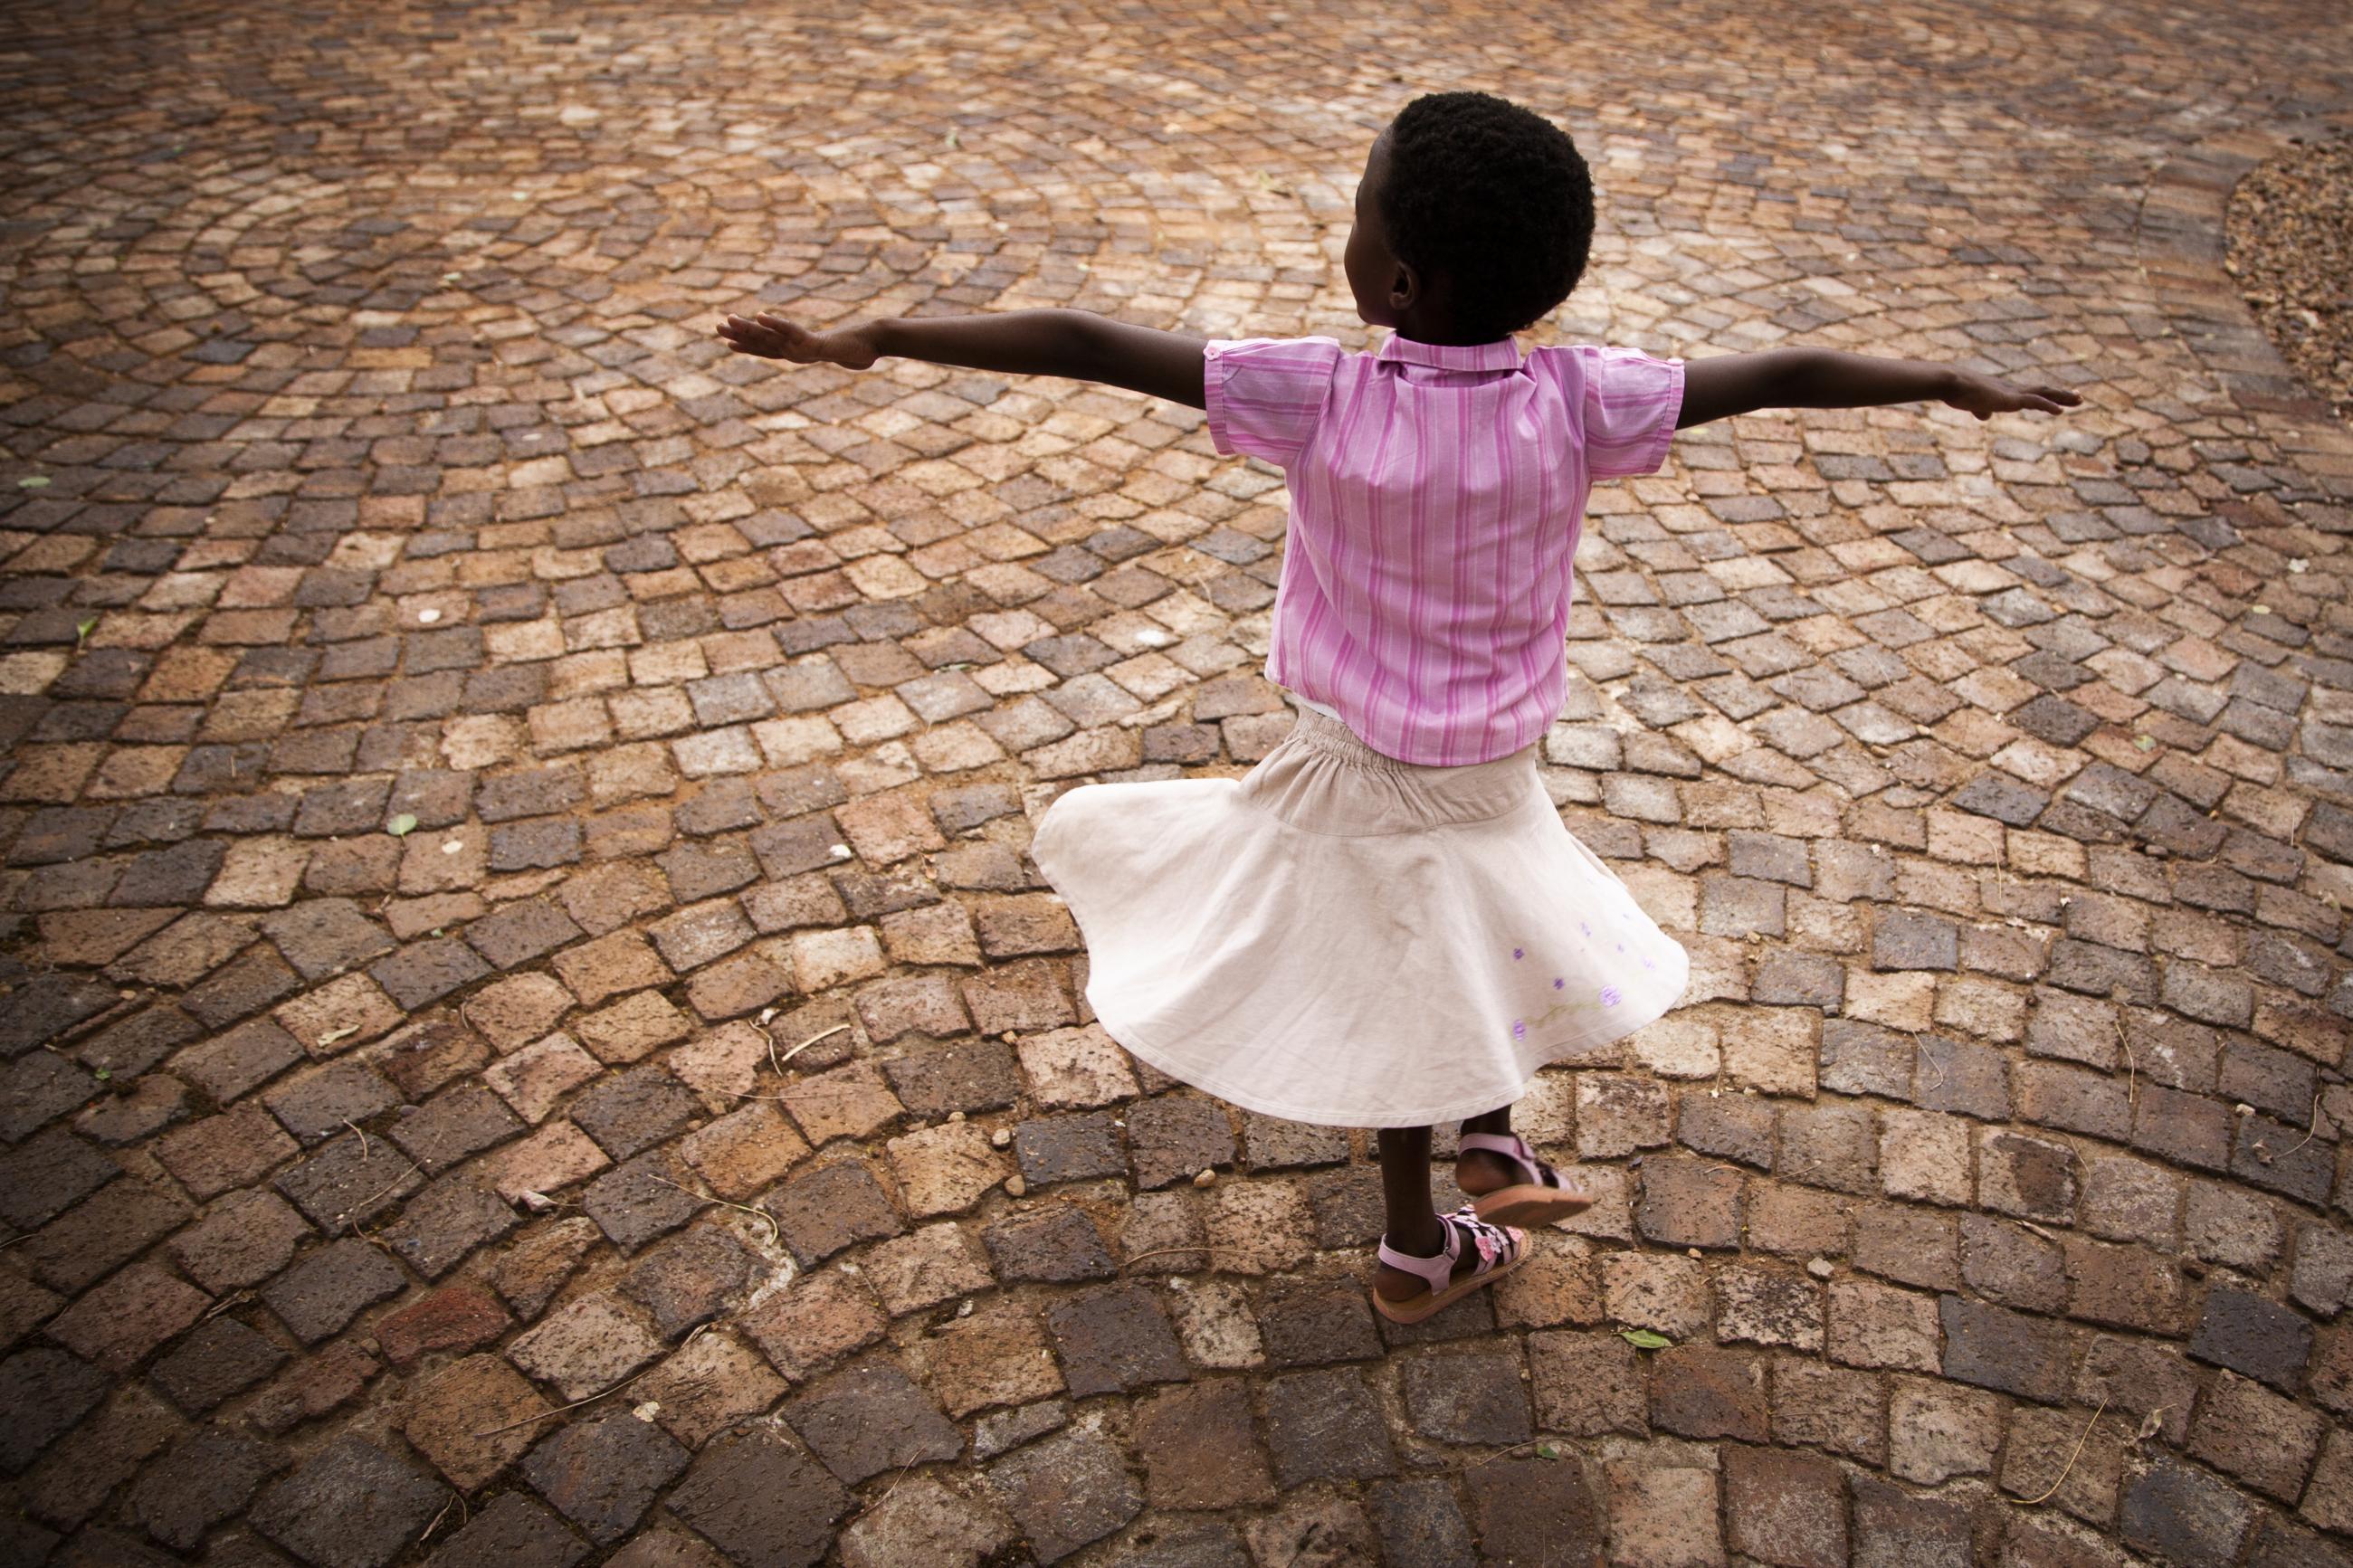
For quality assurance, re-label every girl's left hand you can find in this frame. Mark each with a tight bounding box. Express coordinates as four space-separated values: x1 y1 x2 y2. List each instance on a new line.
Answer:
716 311 878 369
1944 371 2082 420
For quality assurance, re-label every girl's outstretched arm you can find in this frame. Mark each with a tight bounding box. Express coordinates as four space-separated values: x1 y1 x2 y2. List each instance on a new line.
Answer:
1676 348 2080 429
717 308 1207 409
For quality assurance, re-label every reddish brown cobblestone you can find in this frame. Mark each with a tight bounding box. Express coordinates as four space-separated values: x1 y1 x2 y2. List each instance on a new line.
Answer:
3 0 2353 1563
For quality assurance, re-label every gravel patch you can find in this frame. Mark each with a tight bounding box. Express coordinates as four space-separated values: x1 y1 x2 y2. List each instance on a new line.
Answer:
2225 132 2353 419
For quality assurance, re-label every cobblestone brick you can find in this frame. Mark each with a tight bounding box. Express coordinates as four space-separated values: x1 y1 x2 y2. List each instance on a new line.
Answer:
507 1294 665 1402
986 1427 1143 1564
741 1269 886 1381
1603 1459 1720 1568
422 1494 586 1568
1772 1354 1887 1466
1850 1473 1974 1568
1725 1446 1846 1568
884 1120 1012 1216
1829 1279 1941 1372
262 1239 406 1345
918 1299 1063 1418
666 1427 850 1568
2189 1286 2314 1393
2120 1453 2253 1567
1259 1274 1386 1366
1403 1345 1533 1447
784 1359 963 1485
1940 1293 2070 1402
1462 1454 1605 1568
865 1222 995 1316
1125 1092 1236 1189
1718 1264 1825 1351
129 1429 287 1553
1262 1367 1396 1486
568 1065 698 1160
148 1316 285 1414
768 1158 904 1267
249 1434 444 1568
519 1410 690 1544
984 1202 1117 1283
620 1223 759 1338
836 1475 1013 1568
377 1284 510 1369
402 1352 548 1491
1889 1376 2003 1484
387 1083 523 1173
0 1349 112 1474
1636 1156 1743 1248
1651 1345 1767 1440
777 1060 903 1145
1044 1281 1187 1396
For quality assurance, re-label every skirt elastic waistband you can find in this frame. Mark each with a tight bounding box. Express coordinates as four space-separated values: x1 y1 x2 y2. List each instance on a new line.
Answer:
1284 704 1534 779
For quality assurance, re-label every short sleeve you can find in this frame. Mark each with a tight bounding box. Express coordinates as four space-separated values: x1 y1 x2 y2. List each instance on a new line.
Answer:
1541 344 1685 480
1203 336 1348 468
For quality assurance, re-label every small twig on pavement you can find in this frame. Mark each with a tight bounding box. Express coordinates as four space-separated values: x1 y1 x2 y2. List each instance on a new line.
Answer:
2275 1095 2325 1162
1120 1245 1224 1269
473 1325 710 1436
340 1157 422 1234
643 1176 780 1248
2015 1395 2108 1506
418 1491 467 1544
775 1022 850 1074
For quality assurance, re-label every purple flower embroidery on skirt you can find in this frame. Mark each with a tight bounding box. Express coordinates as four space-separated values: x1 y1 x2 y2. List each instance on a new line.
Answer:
1553 977 1565 990
1512 946 1524 959
1600 986 1623 1007
1511 1018 1526 1039
1579 921 1592 937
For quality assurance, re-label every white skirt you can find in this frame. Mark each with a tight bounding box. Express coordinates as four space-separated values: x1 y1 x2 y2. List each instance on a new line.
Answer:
1028 705 1691 1127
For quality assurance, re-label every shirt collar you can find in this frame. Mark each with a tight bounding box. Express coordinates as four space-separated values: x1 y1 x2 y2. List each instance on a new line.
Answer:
1375 332 1524 371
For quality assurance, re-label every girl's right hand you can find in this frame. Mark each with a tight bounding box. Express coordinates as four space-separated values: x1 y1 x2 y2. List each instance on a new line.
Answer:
1942 369 2081 420
716 311 878 369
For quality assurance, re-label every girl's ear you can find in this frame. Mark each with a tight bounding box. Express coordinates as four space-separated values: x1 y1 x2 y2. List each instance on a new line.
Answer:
1388 260 1419 312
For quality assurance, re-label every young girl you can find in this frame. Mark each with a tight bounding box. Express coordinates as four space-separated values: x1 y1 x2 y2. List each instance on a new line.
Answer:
719 90 2077 1325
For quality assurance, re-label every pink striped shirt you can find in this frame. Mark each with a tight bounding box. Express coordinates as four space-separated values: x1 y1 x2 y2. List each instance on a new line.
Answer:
1204 330 1684 766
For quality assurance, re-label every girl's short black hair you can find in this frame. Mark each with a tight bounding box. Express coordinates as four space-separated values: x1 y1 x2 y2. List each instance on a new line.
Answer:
1378 91 1595 343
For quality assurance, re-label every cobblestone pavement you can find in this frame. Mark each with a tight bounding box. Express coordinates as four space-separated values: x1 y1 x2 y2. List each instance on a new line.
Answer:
3 1 2353 1563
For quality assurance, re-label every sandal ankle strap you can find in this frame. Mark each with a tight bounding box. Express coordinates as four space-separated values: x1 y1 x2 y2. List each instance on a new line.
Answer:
1377 1221 1460 1296
1460 1131 1551 1188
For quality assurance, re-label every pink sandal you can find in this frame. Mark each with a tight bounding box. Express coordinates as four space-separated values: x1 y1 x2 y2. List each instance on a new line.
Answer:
1458 1132 1593 1227
1371 1205 1529 1325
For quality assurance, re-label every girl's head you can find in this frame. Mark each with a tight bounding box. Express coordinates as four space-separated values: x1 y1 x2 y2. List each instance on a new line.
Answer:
1344 91 1596 346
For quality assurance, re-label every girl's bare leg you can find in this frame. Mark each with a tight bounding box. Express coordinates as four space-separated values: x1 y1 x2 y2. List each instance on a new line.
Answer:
1455 1104 1520 1195
1371 1125 1481 1303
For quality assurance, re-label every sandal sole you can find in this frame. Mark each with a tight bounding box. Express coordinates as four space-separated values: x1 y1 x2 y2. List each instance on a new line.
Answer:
1369 1236 1529 1325
1471 1185 1594 1228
